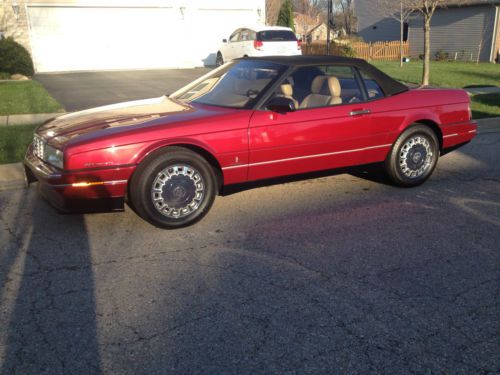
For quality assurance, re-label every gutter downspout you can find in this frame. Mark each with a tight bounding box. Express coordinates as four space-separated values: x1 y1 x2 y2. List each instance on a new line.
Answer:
490 6 499 63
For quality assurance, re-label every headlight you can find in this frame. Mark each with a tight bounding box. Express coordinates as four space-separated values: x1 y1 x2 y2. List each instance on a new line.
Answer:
44 144 64 169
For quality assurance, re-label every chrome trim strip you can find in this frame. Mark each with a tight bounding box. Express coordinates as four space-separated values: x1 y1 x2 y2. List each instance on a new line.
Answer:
443 133 459 138
222 144 392 171
52 179 128 188
468 130 477 133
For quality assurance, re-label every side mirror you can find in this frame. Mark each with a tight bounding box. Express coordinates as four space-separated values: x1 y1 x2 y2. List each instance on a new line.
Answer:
222 38 228 43
266 97 296 113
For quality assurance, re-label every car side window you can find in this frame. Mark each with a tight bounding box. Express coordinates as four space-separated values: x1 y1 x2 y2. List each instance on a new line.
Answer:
240 30 249 42
229 31 240 43
359 70 385 100
286 65 364 110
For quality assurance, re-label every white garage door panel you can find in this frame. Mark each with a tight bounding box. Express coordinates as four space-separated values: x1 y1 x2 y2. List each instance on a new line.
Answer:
28 7 182 72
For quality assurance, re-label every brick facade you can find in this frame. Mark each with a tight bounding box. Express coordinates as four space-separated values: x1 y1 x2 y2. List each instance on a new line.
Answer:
0 0 31 53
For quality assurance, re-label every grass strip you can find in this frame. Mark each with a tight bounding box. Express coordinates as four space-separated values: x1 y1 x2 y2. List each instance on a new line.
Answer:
0 124 37 164
0 81 63 115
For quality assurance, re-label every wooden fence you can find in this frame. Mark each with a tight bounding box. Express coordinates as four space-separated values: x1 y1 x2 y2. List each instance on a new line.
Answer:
302 41 409 61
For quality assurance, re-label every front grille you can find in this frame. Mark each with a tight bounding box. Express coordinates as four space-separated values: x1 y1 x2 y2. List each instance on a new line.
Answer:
33 135 45 160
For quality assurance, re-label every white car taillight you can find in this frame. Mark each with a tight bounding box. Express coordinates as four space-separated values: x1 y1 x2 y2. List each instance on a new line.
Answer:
254 40 264 50
297 40 302 50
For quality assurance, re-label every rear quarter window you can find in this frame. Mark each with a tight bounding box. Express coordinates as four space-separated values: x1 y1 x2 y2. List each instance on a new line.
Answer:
360 70 385 100
257 30 297 42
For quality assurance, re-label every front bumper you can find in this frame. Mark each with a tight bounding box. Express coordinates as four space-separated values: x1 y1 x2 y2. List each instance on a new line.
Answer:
24 145 135 213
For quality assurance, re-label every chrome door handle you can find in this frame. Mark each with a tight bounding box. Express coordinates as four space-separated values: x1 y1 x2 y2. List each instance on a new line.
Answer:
350 109 371 116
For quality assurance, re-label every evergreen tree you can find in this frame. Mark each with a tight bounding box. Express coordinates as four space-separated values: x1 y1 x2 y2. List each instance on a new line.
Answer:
277 0 295 31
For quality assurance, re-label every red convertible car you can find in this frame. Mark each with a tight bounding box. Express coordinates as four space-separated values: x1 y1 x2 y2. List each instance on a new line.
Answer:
24 56 476 228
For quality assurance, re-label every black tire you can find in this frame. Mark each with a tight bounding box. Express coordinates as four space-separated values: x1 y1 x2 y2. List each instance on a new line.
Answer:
385 125 439 187
215 52 224 67
129 147 217 228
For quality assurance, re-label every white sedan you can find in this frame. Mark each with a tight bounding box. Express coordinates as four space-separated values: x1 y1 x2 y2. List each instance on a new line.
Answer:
216 26 302 66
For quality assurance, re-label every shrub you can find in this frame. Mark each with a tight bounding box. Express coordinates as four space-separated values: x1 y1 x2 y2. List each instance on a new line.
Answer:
0 37 34 76
301 41 356 57
435 49 449 61
335 43 356 57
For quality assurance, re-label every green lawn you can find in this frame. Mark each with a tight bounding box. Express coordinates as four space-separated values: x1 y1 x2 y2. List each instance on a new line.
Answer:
470 93 500 119
0 124 37 164
372 61 500 119
0 81 63 115
372 61 500 88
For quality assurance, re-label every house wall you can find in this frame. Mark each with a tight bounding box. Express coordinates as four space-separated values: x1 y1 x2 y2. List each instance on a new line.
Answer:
408 5 497 62
354 0 400 42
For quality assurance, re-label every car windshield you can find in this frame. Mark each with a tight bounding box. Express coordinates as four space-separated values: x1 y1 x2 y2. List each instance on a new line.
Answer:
170 60 287 109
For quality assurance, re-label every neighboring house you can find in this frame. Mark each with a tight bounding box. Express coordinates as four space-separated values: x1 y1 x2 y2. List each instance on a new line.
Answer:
354 0 500 62
294 12 335 42
0 0 265 72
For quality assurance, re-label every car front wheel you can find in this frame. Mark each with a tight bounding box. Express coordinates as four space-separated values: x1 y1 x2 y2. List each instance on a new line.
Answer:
385 125 439 187
130 147 217 228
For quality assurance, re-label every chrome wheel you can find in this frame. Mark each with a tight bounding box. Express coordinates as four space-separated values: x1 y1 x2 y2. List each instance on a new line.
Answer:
151 164 205 218
398 135 433 178
385 125 439 187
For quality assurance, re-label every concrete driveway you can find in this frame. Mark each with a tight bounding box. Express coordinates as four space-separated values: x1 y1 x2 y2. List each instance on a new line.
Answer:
35 68 212 112
1 123 499 374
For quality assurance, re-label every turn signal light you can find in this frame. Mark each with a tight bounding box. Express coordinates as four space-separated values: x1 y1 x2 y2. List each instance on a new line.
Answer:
72 181 104 187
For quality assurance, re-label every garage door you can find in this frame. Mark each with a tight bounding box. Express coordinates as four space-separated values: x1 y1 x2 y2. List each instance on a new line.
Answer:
27 6 184 72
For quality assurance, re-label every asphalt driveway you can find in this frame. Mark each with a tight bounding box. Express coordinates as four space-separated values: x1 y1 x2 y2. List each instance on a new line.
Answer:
35 68 212 112
1 123 499 374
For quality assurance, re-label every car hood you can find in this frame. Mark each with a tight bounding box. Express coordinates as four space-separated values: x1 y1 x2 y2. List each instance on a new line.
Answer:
37 96 197 144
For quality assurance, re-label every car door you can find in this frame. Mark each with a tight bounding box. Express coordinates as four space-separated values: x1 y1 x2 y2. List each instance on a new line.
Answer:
223 30 241 61
248 65 389 181
237 29 251 58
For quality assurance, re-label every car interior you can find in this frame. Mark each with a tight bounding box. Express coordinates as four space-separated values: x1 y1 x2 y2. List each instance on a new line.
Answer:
274 65 385 110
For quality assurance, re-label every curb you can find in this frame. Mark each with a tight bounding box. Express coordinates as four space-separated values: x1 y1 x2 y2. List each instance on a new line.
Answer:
0 117 498 193
0 112 63 126
0 163 27 192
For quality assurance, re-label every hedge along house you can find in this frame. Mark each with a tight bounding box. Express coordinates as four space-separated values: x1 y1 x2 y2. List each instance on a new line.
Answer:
354 0 500 63
0 0 265 73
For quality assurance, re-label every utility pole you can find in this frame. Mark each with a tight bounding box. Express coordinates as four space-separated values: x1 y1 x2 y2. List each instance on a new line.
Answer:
400 0 404 67
326 0 332 55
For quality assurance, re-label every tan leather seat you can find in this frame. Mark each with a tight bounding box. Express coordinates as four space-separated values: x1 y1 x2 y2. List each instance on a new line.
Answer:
280 83 299 108
300 76 342 109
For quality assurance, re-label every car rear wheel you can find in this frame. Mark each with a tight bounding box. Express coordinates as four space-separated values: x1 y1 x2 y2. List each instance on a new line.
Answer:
130 147 217 228
216 52 224 67
385 125 439 187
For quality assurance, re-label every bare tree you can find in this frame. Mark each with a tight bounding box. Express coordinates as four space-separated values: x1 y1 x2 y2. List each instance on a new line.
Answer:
333 0 356 36
376 0 470 85
375 0 414 67
266 0 284 25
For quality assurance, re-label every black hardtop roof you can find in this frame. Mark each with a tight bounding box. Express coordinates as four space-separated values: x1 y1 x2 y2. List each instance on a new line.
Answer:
240 55 409 97
241 55 366 66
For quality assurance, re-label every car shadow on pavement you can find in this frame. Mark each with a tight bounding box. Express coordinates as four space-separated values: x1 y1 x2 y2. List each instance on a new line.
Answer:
0 190 101 374
222 163 393 196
